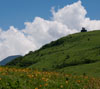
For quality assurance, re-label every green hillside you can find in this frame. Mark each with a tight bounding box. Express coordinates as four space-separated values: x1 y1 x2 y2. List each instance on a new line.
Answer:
6 30 100 76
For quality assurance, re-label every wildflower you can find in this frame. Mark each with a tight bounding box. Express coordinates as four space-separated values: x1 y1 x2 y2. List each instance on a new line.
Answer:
45 78 48 82
84 76 88 79
35 87 38 89
42 77 45 81
60 85 63 88
77 80 81 83
66 80 68 84
44 83 48 86
39 85 42 87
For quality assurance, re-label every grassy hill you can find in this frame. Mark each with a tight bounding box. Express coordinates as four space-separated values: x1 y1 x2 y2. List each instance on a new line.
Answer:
6 30 100 76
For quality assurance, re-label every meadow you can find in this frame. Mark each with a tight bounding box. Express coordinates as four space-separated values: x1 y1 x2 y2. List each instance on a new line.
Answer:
0 67 100 89
3 30 100 89
7 30 100 72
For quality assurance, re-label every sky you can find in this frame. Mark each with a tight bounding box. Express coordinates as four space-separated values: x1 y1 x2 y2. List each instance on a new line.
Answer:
0 0 100 30
0 0 100 61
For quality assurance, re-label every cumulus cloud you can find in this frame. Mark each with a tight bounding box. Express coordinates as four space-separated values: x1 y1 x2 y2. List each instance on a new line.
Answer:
52 1 87 30
23 17 75 47
0 0 100 61
0 26 36 61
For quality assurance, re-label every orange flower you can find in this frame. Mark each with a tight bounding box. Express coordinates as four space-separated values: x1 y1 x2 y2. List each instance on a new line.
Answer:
84 76 88 79
77 80 81 83
39 85 42 87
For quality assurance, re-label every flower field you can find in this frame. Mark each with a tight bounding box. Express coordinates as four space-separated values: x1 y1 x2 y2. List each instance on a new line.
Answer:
0 67 100 89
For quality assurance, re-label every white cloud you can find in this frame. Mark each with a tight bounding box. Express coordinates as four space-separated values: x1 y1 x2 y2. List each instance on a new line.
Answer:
23 17 75 47
52 1 86 30
0 0 100 61
0 26 36 61
82 18 100 30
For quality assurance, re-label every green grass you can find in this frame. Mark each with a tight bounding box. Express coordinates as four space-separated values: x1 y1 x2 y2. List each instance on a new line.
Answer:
59 61 100 77
6 30 100 77
0 67 100 89
2 30 100 88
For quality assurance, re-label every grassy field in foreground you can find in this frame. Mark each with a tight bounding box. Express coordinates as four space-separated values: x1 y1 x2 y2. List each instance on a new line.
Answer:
0 67 100 89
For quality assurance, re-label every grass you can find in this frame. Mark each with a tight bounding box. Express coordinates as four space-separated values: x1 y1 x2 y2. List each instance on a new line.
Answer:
59 61 100 77
2 30 100 88
6 30 100 71
0 67 100 89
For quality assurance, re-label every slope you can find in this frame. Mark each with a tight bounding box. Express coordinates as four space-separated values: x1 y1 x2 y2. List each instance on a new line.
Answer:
6 30 100 72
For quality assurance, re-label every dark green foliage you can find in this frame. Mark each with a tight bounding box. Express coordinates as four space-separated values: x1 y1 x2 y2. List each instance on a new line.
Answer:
25 51 33 56
66 55 70 59
41 39 65 49
83 59 98 64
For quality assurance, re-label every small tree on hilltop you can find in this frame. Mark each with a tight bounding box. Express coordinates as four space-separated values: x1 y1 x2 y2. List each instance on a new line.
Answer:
81 27 87 32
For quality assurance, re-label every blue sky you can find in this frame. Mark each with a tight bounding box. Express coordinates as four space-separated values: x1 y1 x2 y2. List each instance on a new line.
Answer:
1 0 100 60
0 0 100 30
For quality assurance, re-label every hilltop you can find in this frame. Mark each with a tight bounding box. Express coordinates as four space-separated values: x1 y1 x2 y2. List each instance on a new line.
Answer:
6 30 100 76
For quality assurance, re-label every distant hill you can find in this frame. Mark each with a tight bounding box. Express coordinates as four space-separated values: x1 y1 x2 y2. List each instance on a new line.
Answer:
0 55 21 65
6 30 100 74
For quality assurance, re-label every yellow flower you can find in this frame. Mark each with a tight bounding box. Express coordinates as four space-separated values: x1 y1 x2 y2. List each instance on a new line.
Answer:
66 80 68 84
44 83 48 86
60 85 63 88
35 87 38 89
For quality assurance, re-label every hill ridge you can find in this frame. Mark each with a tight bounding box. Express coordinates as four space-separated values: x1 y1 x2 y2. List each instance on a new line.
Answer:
6 30 100 72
